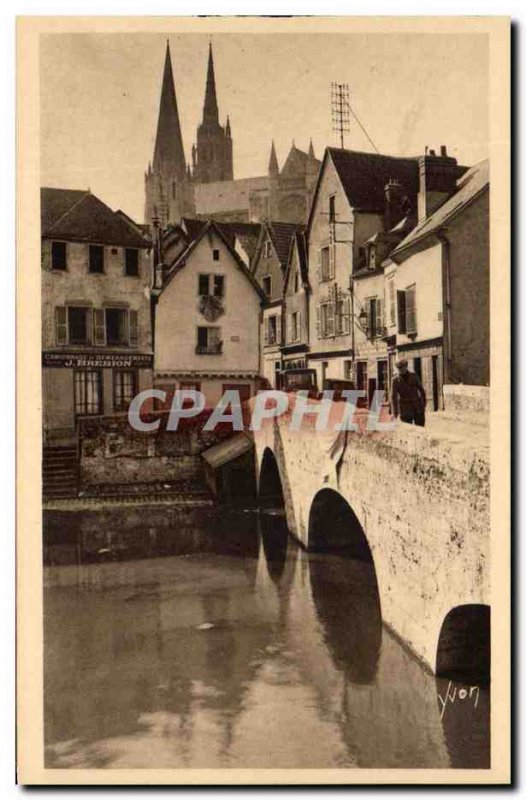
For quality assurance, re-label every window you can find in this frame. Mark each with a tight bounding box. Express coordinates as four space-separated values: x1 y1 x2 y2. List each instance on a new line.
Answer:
51 241 67 270
89 245 104 274
388 278 396 325
368 245 376 271
213 249 220 261
68 306 90 345
74 370 102 416
318 302 335 338
125 248 139 277
196 326 222 354
198 274 225 297
213 275 225 297
294 272 299 294
329 194 336 224
113 370 137 411
344 360 353 380
405 285 417 334
336 296 351 336
265 314 281 346
290 311 300 342
264 239 273 258
319 244 335 282
262 275 272 298
366 297 384 339
397 285 417 335
105 308 128 345
320 247 330 281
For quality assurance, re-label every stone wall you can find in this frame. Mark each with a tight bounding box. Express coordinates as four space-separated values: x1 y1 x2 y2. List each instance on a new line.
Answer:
78 414 231 487
253 406 490 672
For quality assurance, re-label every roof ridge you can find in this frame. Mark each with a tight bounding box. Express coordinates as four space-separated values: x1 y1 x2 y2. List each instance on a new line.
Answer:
45 190 91 232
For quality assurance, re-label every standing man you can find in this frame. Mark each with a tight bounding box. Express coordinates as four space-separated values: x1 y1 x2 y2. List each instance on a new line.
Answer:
390 358 427 426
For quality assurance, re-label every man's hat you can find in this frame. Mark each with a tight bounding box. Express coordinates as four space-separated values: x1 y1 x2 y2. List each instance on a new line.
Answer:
396 358 409 368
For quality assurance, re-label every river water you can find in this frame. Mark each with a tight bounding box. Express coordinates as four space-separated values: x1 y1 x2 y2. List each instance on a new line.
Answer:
44 505 490 770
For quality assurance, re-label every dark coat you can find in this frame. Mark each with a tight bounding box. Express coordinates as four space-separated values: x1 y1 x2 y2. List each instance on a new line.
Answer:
391 371 426 417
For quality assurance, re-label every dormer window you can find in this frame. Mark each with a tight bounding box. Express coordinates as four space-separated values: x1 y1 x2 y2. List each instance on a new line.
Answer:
294 272 299 294
368 245 376 271
264 240 273 258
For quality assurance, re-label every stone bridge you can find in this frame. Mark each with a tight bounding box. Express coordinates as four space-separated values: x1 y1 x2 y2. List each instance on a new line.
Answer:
252 394 490 677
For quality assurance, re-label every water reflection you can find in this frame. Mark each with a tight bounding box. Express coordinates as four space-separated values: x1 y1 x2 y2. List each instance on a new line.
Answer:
44 506 490 769
309 555 382 684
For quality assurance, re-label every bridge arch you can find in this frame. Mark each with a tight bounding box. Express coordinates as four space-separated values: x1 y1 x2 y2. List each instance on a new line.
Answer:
308 488 382 682
258 447 285 509
436 603 490 684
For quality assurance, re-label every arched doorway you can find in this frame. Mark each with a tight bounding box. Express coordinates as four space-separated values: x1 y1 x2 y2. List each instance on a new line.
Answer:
308 489 382 683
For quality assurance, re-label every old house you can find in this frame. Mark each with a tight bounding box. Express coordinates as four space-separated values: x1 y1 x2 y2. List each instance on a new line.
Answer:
251 220 303 387
281 230 310 373
41 187 154 444
387 157 489 406
154 220 264 406
306 147 420 393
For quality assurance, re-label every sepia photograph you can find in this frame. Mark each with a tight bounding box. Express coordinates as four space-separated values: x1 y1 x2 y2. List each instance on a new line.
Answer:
16 15 510 785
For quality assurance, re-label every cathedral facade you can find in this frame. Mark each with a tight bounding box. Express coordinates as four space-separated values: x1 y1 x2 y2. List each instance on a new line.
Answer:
144 41 321 227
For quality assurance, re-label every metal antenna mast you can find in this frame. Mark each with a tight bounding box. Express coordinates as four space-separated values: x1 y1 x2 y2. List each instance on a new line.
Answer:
331 82 350 149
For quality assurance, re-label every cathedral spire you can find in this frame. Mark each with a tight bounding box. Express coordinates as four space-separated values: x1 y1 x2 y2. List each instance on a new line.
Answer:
268 140 279 176
152 40 187 178
202 42 219 127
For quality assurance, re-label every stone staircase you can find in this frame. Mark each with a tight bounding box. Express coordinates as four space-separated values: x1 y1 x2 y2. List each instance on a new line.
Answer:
43 446 79 499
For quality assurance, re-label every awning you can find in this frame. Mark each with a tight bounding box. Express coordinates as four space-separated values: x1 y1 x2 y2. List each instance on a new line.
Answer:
201 433 254 470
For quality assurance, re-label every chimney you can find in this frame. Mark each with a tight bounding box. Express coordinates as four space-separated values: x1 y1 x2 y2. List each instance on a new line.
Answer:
384 178 404 231
418 145 459 221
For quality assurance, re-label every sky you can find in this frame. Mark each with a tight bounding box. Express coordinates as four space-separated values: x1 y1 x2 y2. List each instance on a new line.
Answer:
40 31 489 222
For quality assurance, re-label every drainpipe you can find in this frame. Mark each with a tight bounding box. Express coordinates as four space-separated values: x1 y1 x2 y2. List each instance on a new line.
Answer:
436 229 452 385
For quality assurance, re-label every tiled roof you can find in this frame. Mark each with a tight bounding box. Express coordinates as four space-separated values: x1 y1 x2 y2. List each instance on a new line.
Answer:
162 220 265 300
41 188 150 248
283 229 308 293
268 221 304 267
392 159 489 256
180 218 262 262
328 147 420 213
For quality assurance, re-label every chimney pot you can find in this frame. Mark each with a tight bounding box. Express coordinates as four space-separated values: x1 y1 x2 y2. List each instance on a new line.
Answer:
440 145 448 157
429 149 436 157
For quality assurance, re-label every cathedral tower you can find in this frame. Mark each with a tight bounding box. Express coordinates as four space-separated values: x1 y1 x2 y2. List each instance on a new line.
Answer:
144 41 194 227
192 44 234 184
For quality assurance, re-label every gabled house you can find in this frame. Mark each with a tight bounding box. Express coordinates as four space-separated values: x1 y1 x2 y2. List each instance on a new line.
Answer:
154 220 265 406
41 187 153 443
306 147 421 393
251 220 303 387
388 158 489 406
281 230 310 372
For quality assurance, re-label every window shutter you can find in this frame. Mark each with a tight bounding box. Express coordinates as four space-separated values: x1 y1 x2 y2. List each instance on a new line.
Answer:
129 310 138 347
93 309 106 345
297 311 302 341
397 290 407 334
329 239 335 279
327 303 335 337
315 304 321 338
376 297 384 334
341 297 350 335
406 287 417 333
316 249 322 282
276 314 282 344
55 307 67 345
